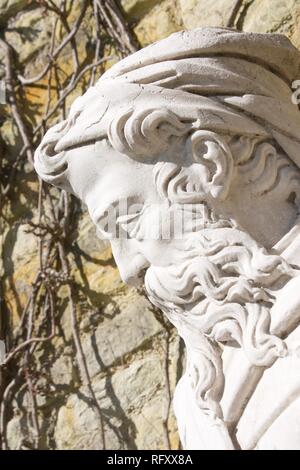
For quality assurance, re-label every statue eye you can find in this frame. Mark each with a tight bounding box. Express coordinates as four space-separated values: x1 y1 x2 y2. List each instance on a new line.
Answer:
116 212 143 239
117 211 142 225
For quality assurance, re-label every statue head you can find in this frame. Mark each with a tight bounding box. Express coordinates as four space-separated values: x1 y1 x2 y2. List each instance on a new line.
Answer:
34 28 300 424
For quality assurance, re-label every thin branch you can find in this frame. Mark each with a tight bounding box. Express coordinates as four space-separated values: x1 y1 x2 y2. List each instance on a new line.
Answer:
0 38 34 163
226 0 244 27
96 0 139 55
57 237 106 449
1 0 142 451
33 55 114 134
18 0 88 85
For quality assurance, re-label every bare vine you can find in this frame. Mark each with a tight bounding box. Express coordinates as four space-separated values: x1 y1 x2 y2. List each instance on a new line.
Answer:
0 0 141 450
0 0 178 450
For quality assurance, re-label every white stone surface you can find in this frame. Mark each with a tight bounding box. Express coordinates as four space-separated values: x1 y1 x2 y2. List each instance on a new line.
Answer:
34 27 300 449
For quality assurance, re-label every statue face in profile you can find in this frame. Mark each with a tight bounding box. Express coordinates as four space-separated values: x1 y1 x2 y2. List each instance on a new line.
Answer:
34 28 300 450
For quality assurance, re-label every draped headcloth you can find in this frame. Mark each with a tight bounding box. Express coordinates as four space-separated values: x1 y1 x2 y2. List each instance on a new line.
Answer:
35 27 300 183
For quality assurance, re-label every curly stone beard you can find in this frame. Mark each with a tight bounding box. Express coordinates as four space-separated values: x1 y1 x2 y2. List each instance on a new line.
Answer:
143 218 295 419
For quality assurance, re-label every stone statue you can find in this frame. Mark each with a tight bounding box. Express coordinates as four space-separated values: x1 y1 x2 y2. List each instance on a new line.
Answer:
34 27 300 450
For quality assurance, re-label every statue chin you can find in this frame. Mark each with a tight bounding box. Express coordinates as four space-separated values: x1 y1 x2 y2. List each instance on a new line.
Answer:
34 27 300 450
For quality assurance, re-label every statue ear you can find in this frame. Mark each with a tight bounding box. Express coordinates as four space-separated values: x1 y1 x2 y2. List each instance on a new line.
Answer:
186 130 234 201
153 130 235 204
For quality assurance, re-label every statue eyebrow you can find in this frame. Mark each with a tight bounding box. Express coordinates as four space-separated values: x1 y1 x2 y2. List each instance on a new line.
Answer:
56 139 98 153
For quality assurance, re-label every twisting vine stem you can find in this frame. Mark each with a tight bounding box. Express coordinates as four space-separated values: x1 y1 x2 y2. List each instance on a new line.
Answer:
0 0 140 450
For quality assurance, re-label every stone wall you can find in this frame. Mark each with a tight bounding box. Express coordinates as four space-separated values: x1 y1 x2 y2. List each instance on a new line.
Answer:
1 0 300 450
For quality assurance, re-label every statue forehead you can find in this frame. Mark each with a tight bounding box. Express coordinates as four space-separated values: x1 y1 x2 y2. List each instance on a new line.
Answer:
55 79 268 155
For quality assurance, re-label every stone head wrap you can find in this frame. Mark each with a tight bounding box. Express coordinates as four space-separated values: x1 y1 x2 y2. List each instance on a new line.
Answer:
35 27 300 184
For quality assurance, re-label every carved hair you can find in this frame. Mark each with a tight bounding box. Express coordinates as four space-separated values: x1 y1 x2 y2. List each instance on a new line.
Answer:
152 136 300 205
